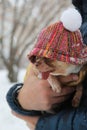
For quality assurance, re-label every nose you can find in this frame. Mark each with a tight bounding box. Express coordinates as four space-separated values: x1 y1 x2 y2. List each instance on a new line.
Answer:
35 62 39 67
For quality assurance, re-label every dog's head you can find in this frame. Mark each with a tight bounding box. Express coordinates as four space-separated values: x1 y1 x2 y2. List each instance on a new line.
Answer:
28 8 87 78
30 56 82 76
30 56 54 73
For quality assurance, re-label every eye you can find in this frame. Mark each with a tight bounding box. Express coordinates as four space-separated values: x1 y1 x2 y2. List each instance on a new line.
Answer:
44 58 54 67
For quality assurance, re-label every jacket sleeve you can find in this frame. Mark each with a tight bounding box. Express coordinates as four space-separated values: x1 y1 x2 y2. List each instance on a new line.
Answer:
36 105 87 130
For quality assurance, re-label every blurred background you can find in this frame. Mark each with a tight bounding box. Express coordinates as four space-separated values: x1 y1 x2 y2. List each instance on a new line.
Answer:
0 0 73 130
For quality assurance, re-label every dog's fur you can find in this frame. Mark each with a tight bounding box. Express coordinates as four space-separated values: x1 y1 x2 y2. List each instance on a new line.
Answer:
30 56 87 107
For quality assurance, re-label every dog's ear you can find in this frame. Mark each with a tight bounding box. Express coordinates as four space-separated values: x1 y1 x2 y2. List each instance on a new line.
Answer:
29 56 36 63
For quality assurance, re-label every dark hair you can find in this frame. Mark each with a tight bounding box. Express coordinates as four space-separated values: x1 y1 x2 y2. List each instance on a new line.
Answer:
80 22 87 45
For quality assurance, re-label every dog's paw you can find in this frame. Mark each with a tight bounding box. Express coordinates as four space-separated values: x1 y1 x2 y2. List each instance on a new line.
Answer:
72 97 80 107
51 85 61 93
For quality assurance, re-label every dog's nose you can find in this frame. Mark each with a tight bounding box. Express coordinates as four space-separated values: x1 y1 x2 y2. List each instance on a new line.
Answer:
35 62 40 67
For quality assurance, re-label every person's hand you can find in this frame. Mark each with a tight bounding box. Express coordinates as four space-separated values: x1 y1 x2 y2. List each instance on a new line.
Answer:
12 64 79 130
17 67 78 111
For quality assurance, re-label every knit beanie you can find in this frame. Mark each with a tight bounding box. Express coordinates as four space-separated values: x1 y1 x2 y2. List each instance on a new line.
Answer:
28 8 87 65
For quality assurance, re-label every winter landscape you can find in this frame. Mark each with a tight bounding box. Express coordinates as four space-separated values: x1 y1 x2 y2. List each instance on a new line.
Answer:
0 1 71 130
0 70 29 130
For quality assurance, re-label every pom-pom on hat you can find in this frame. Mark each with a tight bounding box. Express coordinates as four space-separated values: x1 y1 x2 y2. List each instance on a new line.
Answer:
28 8 87 65
60 8 82 32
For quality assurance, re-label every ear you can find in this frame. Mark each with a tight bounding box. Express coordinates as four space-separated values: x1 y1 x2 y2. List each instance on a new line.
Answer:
29 56 36 63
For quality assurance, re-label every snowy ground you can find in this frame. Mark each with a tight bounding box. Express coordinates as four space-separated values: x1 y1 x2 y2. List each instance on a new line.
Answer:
0 69 29 130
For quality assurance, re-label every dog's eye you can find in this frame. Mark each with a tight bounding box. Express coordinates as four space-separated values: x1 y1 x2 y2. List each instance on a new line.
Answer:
44 58 54 67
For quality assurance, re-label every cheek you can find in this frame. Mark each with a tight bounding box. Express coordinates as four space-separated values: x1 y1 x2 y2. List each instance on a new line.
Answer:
36 64 53 72
55 69 66 74
51 65 68 75
36 64 42 69
36 64 46 71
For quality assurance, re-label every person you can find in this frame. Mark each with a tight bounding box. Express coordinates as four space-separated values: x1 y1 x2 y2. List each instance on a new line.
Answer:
6 0 87 130
72 0 87 23
7 68 80 130
72 0 87 45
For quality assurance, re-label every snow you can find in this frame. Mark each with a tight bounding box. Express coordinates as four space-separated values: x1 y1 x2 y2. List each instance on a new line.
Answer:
0 69 29 130
9 0 24 7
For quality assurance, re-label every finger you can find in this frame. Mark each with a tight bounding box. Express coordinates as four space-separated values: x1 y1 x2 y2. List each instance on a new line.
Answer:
51 94 71 104
50 86 75 97
60 86 75 96
11 111 28 121
58 74 79 84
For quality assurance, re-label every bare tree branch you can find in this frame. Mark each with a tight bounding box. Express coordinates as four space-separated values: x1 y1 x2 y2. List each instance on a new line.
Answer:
1 0 71 82
0 0 9 67
15 0 56 54
15 0 36 47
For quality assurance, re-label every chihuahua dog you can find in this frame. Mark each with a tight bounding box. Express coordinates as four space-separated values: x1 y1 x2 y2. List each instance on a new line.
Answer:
30 56 87 108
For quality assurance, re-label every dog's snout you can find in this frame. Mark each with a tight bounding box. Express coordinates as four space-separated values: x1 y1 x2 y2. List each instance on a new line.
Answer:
35 62 39 67
35 61 42 67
